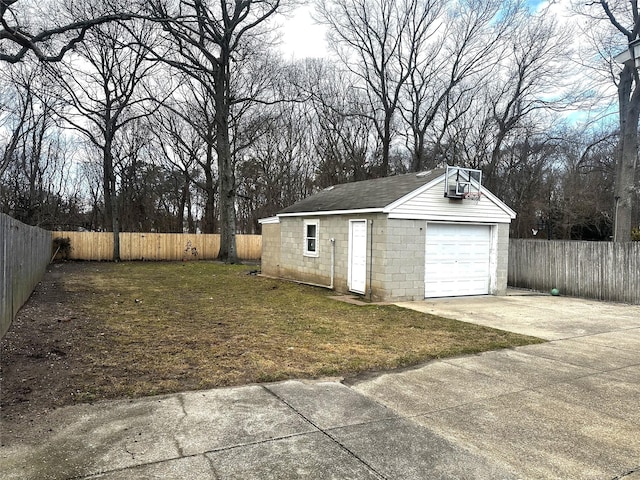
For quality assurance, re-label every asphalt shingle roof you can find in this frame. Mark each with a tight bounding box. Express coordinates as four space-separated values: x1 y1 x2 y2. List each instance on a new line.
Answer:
279 169 445 214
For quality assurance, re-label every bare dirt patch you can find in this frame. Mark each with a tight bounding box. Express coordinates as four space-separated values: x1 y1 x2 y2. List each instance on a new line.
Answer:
1 263 106 422
1 261 542 424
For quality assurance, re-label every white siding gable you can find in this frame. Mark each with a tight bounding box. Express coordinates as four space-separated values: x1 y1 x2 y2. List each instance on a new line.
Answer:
384 176 515 223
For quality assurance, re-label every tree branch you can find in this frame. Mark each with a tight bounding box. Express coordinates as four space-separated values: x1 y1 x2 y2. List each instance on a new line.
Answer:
0 2 133 63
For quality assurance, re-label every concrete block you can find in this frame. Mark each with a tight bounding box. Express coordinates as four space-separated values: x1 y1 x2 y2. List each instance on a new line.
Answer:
83 455 219 480
405 272 423 282
176 386 316 456
443 349 598 389
206 433 380 479
386 264 401 274
265 381 396 430
417 389 640 480
353 360 519 416
330 418 517 480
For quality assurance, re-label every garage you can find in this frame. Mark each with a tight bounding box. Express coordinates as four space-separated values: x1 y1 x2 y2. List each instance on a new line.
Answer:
425 223 492 298
261 167 515 302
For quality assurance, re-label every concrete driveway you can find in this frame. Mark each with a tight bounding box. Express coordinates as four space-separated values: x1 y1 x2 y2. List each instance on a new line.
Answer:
396 290 640 341
2 293 639 479
353 292 640 479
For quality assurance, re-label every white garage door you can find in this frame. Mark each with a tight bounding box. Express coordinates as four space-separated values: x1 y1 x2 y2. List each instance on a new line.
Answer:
425 223 491 298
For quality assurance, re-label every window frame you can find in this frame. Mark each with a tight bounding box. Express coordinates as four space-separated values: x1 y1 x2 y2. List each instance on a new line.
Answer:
303 219 319 257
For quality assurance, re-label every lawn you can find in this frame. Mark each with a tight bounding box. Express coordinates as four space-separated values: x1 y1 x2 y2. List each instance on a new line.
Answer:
1 261 543 413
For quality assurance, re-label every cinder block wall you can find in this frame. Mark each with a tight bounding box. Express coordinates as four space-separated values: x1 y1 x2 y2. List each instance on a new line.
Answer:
494 223 510 295
277 214 389 297
260 223 281 277
376 219 427 301
276 214 430 302
279 216 335 287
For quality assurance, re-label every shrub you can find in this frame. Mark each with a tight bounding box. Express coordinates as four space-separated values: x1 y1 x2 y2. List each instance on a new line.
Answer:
632 227 640 241
52 236 72 260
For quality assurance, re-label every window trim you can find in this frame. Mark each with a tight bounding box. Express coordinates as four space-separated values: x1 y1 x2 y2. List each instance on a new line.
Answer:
303 219 319 257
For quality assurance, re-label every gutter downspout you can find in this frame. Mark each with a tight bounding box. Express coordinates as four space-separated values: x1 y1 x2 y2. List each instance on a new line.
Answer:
368 219 373 301
330 237 335 289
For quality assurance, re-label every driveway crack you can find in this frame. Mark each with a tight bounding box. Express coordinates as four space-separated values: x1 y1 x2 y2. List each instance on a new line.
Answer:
174 393 188 457
612 465 640 479
261 385 387 479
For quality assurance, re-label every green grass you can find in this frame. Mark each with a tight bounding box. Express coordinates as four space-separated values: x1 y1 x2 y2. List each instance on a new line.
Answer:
63 261 543 400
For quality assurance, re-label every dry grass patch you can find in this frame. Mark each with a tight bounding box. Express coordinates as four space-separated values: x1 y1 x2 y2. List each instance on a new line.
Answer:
57 261 541 401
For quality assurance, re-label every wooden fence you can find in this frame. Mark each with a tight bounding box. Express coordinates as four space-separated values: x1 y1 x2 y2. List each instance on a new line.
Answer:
1 214 52 338
508 239 640 304
50 231 262 261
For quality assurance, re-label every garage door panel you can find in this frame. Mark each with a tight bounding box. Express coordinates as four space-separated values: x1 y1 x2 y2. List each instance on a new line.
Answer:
425 224 491 298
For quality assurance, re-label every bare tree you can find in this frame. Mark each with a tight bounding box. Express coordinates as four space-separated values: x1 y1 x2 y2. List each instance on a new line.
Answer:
0 66 31 178
400 0 514 172
303 60 380 184
578 1 640 241
316 0 441 177
0 0 134 63
0 62 79 228
149 105 205 233
144 0 286 263
49 14 158 260
159 78 220 234
236 92 315 231
554 126 617 240
442 8 573 191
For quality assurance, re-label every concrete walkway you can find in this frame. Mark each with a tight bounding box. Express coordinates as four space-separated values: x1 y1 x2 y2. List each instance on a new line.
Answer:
2 294 640 479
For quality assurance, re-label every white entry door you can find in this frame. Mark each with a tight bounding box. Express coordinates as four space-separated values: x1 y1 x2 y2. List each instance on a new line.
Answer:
425 223 492 298
348 220 368 294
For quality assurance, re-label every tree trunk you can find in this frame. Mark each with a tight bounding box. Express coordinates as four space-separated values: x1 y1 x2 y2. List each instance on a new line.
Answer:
381 114 391 176
214 62 238 263
615 65 639 242
103 135 120 260
202 160 216 234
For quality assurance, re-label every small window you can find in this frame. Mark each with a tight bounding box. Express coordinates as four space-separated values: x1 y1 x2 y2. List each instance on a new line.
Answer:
304 220 319 257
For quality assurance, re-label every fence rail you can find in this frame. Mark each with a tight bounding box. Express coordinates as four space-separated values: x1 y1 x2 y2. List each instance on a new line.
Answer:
50 232 262 262
508 239 640 304
1 214 52 337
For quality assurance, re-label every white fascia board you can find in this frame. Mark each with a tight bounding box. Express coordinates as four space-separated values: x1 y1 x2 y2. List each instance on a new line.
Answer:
277 208 384 218
382 171 517 220
382 175 444 213
388 212 513 223
258 216 280 224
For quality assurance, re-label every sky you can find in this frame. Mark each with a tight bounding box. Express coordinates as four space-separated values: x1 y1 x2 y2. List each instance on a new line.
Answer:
278 5 328 59
278 1 572 60
277 0 621 128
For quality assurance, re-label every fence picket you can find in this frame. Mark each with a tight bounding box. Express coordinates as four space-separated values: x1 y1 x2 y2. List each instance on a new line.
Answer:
1 214 51 337
509 239 640 304
49 232 261 262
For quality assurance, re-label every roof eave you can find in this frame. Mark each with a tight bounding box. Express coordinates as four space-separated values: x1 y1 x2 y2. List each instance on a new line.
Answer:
258 216 280 224
277 208 385 217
